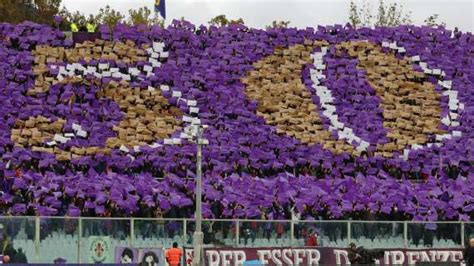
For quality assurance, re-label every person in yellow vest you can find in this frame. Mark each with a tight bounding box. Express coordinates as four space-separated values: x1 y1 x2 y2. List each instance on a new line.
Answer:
86 20 96 33
70 22 79 32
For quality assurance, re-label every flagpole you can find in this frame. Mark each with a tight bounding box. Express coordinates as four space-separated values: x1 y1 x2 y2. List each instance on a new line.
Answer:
155 0 166 24
154 0 159 22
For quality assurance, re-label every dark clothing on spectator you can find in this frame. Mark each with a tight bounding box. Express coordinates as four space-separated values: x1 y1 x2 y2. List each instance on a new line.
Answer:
348 249 362 266
411 224 423 246
3 243 17 259
423 229 434 247
12 248 28 263
464 246 474 266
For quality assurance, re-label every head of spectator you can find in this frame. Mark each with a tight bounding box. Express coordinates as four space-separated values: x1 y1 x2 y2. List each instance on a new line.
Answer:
349 242 357 251
54 257 67 264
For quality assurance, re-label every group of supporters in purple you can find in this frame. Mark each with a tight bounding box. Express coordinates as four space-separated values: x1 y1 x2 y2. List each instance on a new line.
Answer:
0 20 472 223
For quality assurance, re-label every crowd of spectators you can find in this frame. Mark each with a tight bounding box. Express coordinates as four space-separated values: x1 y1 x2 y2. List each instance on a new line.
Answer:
0 20 472 225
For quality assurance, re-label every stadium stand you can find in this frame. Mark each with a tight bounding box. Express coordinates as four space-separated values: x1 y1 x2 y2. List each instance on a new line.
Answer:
0 20 472 227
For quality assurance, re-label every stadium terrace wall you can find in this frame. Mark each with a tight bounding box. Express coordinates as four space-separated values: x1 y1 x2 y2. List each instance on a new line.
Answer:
0 216 472 264
0 21 472 221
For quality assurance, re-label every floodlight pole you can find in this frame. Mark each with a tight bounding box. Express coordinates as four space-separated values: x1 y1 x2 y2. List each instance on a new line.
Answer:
192 125 204 266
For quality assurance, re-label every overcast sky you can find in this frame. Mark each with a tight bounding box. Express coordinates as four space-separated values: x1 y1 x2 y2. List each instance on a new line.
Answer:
62 0 473 32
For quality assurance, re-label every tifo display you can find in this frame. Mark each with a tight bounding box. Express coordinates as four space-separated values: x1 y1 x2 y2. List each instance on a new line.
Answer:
0 21 472 222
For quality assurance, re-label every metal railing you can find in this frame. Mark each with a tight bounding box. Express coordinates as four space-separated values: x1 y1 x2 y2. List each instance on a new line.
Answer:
0 216 471 263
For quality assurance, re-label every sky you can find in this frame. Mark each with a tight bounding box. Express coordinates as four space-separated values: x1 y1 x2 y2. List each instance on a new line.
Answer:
62 0 473 32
